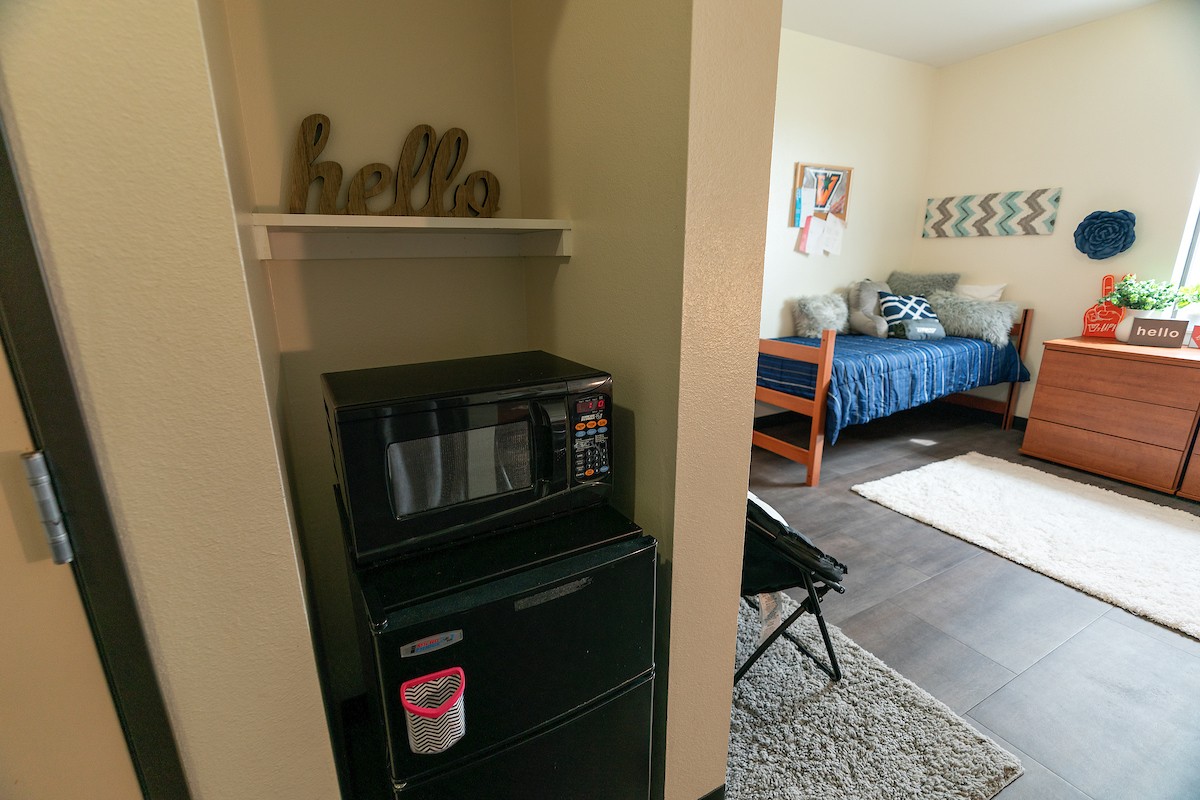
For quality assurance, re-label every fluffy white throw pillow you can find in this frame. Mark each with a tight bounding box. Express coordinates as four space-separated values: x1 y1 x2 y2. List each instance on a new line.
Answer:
955 283 1006 302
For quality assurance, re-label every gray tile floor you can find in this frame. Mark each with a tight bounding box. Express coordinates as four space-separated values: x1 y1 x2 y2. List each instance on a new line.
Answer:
748 406 1200 800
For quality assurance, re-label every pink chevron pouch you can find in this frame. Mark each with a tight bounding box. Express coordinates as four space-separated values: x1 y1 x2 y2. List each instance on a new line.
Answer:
400 666 467 754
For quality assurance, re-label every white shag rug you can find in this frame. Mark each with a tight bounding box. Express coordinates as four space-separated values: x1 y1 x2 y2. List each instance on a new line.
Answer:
853 452 1200 639
728 599 1022 800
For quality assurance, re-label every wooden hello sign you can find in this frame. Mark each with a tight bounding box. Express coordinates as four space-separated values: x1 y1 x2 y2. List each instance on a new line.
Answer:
1127 318 1188 348
288 113 500 217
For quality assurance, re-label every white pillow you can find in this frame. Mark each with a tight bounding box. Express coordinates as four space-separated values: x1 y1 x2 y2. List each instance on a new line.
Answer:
956 283 1006 302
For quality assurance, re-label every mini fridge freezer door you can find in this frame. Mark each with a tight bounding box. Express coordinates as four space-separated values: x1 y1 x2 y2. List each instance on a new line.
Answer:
369 535 656 787
395 674 653 799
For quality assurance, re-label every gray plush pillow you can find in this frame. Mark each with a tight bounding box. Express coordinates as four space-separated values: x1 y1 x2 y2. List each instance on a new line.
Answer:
927 290 1019 347
792 293 849 337
848 279 891 337
887 270 961 297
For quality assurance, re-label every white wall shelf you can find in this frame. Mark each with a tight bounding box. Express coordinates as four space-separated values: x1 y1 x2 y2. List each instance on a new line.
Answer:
250 213 573 261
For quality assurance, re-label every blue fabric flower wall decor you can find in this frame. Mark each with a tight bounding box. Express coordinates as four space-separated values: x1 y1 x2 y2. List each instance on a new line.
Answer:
1074 210 1136 259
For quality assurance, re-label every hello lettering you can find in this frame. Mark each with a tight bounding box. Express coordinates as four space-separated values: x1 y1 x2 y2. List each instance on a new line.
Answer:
287 113 500 218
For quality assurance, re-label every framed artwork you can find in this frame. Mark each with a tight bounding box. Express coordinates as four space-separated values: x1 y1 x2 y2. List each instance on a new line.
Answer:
791 163 852 228
922 187 1061 238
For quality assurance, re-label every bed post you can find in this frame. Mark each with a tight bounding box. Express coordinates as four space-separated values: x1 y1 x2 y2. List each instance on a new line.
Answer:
805 329 836 486
752 331 837 487
1002 308 1034 430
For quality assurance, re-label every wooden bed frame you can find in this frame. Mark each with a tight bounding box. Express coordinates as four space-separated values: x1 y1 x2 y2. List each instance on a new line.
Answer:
752 308 1034 487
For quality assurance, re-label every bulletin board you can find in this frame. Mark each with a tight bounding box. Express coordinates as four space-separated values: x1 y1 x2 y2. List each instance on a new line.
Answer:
790 163 852 255
791 163 851 227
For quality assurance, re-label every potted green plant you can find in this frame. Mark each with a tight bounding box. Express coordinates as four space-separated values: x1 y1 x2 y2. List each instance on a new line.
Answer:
1098 275 1198 341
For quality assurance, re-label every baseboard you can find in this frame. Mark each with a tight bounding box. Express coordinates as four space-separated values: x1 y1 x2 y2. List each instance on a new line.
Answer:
754 407 1028 433
752 410 798 428
698 785 725 800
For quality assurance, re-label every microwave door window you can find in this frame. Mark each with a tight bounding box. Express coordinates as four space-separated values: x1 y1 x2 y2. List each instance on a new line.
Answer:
492 418 531 493
387 432 466 517
466 426 497 496
387 420 532 518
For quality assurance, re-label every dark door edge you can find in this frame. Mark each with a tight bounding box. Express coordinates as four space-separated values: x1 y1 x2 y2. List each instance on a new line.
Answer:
0 120 192 799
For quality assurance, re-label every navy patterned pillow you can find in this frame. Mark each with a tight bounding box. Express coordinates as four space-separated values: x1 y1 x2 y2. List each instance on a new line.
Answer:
878 292 938 325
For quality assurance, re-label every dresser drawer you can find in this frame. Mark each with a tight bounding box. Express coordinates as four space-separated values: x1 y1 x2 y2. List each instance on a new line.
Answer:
1027 384 1196 450
1021 419 1183 492
1039 349 1200 410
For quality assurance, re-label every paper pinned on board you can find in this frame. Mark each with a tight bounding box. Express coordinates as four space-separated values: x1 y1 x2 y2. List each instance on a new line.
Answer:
799 187 815 227
821 214 845 255
792 186 817 228
798 215 826 254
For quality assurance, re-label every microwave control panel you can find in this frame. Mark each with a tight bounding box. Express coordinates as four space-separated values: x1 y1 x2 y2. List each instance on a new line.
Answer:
570 395 610 481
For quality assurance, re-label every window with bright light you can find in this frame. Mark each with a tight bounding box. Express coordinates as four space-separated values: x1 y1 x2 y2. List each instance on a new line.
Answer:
1171 171 1200 291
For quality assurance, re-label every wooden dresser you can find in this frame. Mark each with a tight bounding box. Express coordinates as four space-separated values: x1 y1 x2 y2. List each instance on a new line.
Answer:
1021 337 1200 497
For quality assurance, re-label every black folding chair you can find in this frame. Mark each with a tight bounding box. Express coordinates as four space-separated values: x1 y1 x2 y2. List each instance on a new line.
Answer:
736 493 848 684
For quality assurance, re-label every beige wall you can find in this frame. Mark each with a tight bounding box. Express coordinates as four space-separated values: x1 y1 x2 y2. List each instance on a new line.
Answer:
761 31 934 336
512 2 691 558
669 2 781 795
510 4 691 794
196 0 284 411
914 0 1200 415
3 1 783 798
0 1 339 798
218 0 532 704
512 2 780 797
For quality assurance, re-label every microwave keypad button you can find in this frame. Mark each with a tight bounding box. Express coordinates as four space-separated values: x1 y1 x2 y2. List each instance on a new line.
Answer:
569 396 610 480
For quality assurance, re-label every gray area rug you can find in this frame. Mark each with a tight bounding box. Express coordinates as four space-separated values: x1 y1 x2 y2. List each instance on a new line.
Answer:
728 599 1022 799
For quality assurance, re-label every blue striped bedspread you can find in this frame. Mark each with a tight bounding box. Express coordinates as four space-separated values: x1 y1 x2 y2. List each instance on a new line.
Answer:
756 335 1030 444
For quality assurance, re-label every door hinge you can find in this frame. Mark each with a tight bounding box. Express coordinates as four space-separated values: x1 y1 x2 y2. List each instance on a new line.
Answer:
20 451 74 564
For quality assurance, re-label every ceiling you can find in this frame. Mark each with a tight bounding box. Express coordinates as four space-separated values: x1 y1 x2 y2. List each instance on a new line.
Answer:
780 0 1162 67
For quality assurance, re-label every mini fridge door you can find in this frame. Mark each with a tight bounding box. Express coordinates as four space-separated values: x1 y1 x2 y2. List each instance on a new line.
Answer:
366 533 656 791
394 675 653 799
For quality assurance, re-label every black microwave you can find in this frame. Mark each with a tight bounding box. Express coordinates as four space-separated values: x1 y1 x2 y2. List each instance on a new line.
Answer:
322 350 613 566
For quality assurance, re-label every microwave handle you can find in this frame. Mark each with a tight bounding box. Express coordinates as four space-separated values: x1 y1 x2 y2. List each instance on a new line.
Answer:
530 399 569 493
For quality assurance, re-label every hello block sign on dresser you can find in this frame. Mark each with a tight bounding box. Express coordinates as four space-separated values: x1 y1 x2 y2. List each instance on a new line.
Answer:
1126 318 1188 348
287 113 500 217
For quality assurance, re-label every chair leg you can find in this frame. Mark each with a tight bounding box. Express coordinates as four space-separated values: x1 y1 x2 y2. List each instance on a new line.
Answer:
791 571 842 682
735 600 810 684
735 580 842 684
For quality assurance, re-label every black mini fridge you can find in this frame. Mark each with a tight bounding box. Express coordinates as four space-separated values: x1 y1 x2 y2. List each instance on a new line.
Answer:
344 504 656 799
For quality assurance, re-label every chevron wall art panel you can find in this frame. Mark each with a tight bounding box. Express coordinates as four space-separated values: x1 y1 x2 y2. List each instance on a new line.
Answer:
922 187 1062 238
